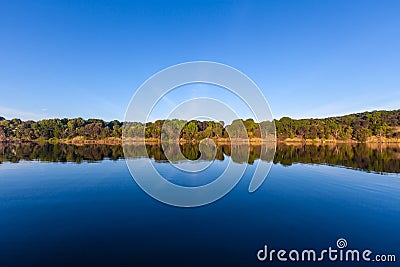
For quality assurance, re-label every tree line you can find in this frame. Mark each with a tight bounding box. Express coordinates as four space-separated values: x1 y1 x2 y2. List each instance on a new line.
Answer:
0 109 399 142
275 109 400 141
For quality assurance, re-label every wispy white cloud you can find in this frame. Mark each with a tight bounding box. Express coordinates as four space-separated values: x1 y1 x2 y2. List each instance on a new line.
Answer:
293 91 400 119
0 106 49 120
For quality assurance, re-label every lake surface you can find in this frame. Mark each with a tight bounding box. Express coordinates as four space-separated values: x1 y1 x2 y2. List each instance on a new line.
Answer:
0 143 399 266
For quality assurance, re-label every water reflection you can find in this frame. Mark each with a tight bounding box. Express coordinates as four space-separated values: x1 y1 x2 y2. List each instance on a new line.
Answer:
1 142 399 174
0 142 124 163
274 143 400 174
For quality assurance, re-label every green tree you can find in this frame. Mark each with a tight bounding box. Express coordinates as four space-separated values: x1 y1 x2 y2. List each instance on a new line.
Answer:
182 121 198 140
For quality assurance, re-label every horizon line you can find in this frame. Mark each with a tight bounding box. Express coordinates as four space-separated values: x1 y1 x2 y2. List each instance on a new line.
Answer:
1 108 399 123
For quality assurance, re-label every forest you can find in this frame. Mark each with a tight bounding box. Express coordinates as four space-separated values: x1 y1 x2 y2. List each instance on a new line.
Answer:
0 109 399 142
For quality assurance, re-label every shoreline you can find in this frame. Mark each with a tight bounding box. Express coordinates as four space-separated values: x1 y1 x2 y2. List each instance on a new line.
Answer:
1 136 400 145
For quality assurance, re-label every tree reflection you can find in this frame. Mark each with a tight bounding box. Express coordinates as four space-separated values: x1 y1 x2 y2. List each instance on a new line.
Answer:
1 142 399 174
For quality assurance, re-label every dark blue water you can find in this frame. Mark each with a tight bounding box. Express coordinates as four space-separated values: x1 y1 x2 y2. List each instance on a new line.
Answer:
0 158 399 266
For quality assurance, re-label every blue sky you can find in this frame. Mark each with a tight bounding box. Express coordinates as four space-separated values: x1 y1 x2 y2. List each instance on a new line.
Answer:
1 0 399 121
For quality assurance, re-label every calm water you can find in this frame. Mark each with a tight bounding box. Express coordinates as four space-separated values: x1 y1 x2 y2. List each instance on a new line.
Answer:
0 143 399 266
